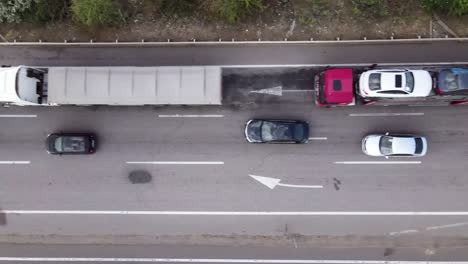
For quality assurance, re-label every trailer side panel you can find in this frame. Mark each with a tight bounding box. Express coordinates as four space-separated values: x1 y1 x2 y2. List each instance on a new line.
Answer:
47 66 222 105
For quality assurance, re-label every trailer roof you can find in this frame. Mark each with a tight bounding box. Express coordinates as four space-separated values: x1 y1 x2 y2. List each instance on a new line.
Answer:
47 66 222 105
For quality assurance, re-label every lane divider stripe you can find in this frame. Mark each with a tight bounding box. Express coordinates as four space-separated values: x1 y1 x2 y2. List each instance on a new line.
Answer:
334 161 421 165
2 210 468 216
349 113 424 117
126 161 224 165
0 161 30 165
158 115 224 118
0 115 37 118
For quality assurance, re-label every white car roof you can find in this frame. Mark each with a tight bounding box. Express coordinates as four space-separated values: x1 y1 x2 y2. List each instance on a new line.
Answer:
360 69 433 97
391 137 416 154
379 71 406 91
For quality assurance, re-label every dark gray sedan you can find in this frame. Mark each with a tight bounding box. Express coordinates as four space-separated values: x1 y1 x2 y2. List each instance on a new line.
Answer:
46 133 97 155
244 119 309 144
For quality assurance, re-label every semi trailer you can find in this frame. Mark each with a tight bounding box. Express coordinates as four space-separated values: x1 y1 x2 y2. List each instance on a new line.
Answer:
0 66 222 106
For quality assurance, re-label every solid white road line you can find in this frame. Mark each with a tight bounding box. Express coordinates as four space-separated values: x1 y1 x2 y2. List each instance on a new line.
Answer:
223 62 468 68
126 161 224 165
349 113 424 117
308 137 328 140
0 257 460 263
0 161 30 165
0 115 37 118
3 210 468 216
158 114 224 118
334 161 421 165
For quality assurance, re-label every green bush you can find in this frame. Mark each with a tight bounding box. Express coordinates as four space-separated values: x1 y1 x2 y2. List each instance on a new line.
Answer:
292 0 336 26
160 0 196 16
205 0 265 23
23 0 68 23
421 0 468 16
71 0 125 28
351 0 389 18
0 0 37 23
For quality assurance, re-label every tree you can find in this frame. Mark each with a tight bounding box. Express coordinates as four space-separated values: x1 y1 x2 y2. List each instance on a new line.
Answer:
23 0 68 24
0 0 37 23
421 0 468 16
71 0 125 28
205 0 265 23
351 0 389 18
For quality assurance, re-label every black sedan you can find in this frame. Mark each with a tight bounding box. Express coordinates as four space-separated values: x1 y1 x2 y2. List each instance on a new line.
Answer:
244 119 309 143
46 133 97 155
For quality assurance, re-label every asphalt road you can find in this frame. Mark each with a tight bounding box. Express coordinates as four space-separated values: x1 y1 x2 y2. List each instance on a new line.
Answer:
0 243 467 264
1 83 468 242
1 44 468 261
0 41 467 66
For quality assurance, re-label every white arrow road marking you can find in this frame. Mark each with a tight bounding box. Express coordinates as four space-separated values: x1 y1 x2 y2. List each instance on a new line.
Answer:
126 161 224 165
0 115 37 118
249 175 323 190
349 113 424 117
425 222 468 231
390 221 468 236
249 86 314 96
0 257 460 263
389 229 419 236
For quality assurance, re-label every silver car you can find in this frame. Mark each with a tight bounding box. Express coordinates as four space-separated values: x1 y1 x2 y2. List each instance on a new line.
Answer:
362 133 428 157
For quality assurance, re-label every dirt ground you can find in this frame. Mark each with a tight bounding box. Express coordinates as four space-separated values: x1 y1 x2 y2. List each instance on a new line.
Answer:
0 0 467 42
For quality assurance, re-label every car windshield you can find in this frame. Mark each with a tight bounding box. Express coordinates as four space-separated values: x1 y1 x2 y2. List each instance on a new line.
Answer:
247 121 262 142
405 72 415 92
414 138 423 154
55 136 86 153
293 124 305 140
368 73 381 91
439 69 468 93
261 121 295 142
379 136 393 155
442 71 460 91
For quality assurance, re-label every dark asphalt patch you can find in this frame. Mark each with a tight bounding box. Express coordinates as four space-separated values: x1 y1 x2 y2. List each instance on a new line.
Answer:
128 171 152 184
383 247 395 256
222 68 316 106
333 178 342 191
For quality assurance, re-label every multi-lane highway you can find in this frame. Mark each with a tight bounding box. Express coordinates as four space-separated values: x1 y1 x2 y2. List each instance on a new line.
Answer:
1 42 468 263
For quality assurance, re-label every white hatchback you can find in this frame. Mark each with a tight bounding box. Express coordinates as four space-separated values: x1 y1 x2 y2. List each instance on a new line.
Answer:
358 69 433 98
362 133 428 157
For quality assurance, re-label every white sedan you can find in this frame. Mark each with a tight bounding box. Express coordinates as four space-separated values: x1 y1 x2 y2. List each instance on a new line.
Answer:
362 133 428 157
358 69 433 98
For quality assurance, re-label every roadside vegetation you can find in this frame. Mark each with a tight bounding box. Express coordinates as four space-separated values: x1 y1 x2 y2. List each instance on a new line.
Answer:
0 0 467 41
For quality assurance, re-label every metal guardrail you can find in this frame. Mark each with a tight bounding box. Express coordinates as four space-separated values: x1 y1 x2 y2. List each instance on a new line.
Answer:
1 36 468 46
